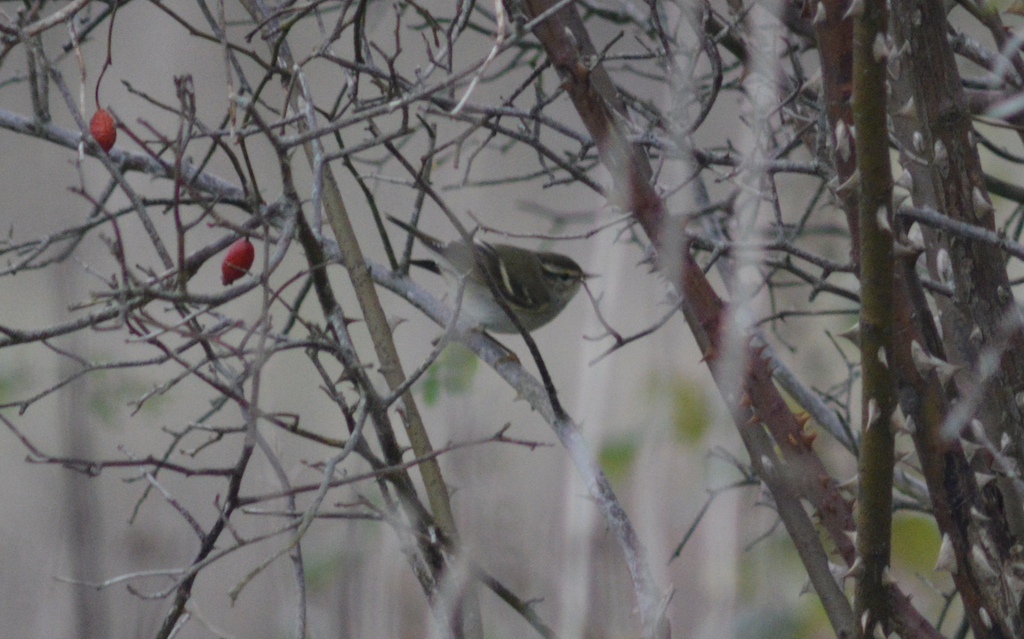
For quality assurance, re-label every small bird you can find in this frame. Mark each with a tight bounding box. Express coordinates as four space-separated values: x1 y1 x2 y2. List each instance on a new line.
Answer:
388 215 587 333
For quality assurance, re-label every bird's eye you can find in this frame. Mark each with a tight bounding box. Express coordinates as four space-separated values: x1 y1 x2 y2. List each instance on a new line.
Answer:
545 269 576 281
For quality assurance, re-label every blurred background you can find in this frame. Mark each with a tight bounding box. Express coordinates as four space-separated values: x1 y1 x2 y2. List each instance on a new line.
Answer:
0 0 962 637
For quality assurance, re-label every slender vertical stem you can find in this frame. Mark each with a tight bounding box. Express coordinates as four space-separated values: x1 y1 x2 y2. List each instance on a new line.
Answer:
852 0 896 634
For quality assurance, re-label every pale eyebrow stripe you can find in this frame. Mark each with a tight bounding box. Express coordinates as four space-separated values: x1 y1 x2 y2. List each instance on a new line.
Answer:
497 257 514 297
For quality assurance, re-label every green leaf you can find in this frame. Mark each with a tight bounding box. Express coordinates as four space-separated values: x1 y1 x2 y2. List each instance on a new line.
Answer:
303 552 340 594
648 372 710 445
419 343 478 405
438 343 477 394
421 370 440 406
891 512 940 573
599 435 638 483
0 365 23 404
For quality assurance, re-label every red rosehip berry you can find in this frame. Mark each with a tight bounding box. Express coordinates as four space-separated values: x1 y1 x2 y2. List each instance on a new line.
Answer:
90 109 116 152
222 237 255 285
